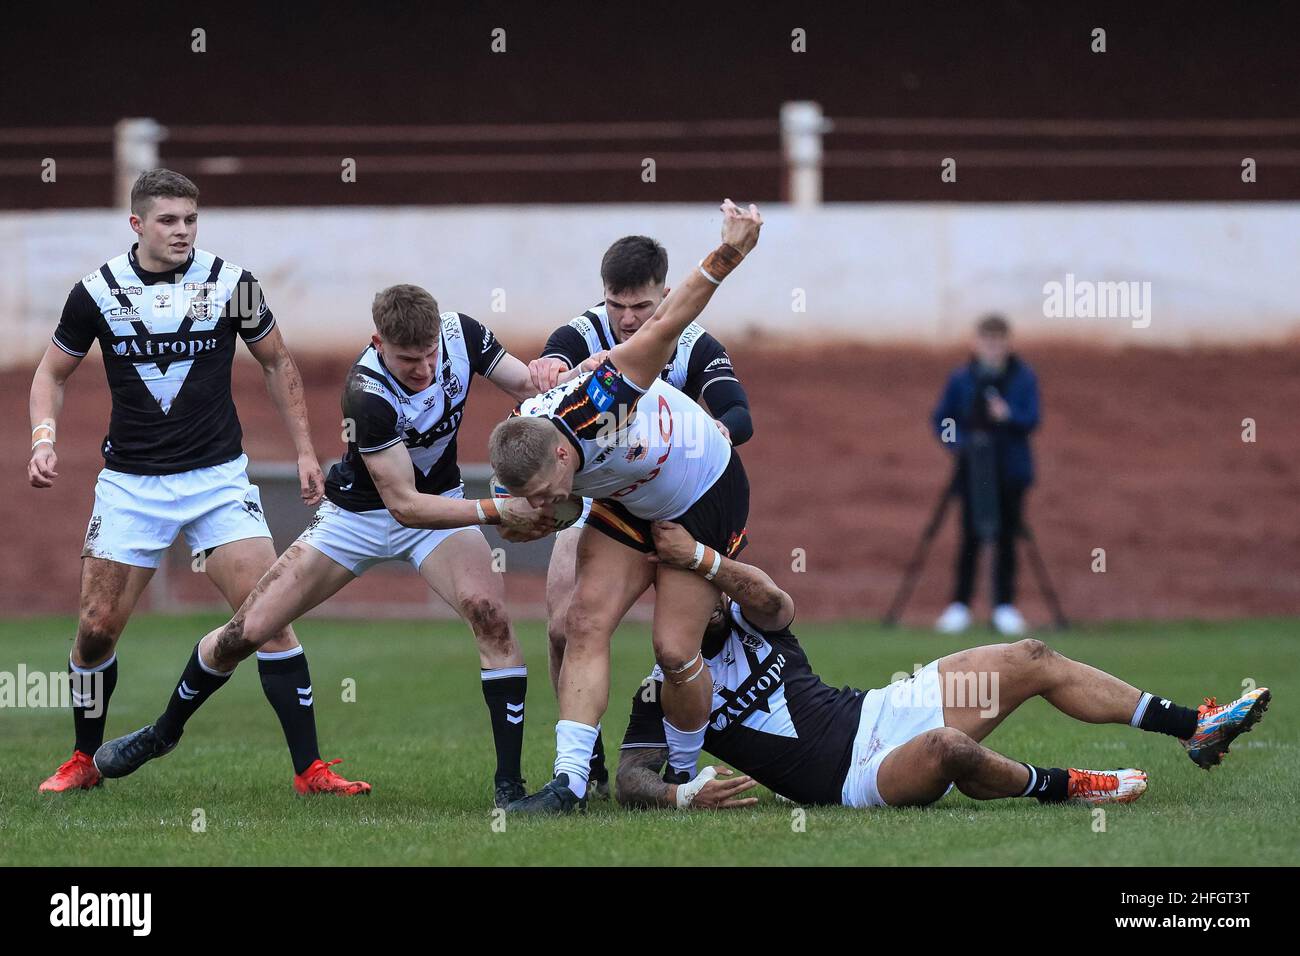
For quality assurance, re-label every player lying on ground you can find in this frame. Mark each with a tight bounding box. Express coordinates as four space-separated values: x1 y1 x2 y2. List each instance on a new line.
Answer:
526 235 756 796
489 200 763 813
615 521 1273 810
28 168 355 795
94 285 558 806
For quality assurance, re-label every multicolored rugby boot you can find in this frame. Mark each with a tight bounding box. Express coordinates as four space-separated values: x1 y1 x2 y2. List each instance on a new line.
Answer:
1182 688 1271 769
293 758 372 796
38 751 103 792
1066 768 1148 805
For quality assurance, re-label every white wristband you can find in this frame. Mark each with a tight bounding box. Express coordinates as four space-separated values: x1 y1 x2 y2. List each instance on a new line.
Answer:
675 765 718 809
704 549 723 581
475 499 488 524
696 261 722 286
31 438 54 451
687 541 706 570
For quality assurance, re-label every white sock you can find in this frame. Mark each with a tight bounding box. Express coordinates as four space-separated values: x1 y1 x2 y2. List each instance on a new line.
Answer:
1130 692 1153 728
664 719 708 774
553 719 598 799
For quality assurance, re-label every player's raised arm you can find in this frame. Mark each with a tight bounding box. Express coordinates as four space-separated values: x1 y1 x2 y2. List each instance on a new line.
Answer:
610 199 762 389
648 520 795 631
28 343 83 488
362 440 555 539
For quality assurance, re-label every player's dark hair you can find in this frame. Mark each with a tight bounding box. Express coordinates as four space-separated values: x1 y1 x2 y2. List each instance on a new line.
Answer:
600 236 668 295
372 284 441 347
130 168 200 216
489 417 559 491
976 313 1010 336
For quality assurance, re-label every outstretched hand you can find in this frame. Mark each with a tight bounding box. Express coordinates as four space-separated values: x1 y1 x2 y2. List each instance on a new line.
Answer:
720 198 763 256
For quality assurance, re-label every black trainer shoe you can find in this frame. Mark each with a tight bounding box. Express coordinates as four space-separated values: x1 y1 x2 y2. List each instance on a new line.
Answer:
505 773 587 815
93 725 178 779
494 777 527 809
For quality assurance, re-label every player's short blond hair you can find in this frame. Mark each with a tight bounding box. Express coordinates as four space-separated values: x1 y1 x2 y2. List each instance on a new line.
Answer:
130 168 199 216
489 417 559 492
371 284 441 347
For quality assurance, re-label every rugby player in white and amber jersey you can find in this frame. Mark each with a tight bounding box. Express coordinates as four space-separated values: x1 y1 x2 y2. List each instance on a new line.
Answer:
28 168 366 796
489 199 763 813
615 521 1272 812
526 235 755 795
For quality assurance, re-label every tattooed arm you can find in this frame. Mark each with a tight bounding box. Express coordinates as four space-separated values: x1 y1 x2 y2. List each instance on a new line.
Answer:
615 745 759 810
648 521 796 631
615 747 674 809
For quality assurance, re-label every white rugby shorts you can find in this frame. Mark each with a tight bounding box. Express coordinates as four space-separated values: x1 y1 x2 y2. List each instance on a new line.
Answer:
297 485 482 575
841 660 951 808
81 453 271 568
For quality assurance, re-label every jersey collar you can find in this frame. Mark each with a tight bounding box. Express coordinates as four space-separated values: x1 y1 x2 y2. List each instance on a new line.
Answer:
128 243 196 286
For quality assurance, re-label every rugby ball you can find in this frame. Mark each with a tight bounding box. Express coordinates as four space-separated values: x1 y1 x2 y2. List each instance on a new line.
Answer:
488 473 584 531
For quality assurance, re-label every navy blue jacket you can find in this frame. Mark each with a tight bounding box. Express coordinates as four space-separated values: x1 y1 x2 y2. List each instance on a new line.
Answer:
931 354 1040 486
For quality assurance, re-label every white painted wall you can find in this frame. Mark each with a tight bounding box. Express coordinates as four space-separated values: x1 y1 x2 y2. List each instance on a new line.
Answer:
3 202 1297 366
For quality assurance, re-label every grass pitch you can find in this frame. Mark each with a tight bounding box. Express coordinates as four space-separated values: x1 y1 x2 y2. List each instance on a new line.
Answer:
1 615 1296 866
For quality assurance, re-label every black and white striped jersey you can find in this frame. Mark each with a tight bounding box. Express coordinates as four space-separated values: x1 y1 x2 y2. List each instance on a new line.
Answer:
325 312 505 513
621 601 866 805
541 303 740 404
51 244 276 475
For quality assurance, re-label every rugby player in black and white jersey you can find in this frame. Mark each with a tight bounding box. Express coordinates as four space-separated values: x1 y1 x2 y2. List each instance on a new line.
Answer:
525 236 755 796
94 284 559 807
489 199 763 814
616 521 1271 810
27 169 369 796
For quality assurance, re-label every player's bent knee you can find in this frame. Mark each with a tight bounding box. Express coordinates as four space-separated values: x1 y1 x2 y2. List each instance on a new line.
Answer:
74 614 122 665
462 595 514 653
921 727 980 777
652 643 701 676
1012 638 1052 666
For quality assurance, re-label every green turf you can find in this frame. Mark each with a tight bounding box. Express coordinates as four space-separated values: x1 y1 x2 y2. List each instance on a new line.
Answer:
1 615 1295 866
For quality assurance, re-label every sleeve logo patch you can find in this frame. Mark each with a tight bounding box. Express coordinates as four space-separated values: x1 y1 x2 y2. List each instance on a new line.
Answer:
586 373 616 412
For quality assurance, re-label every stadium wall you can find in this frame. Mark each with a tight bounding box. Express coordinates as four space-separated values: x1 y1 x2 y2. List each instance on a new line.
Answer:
3 203 1299 367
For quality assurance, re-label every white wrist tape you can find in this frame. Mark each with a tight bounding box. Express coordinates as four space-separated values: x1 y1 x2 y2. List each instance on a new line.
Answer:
704 549 723 581
697 261 722 286
675 765 718 808
31 438 55 451
475 499 488 524
687 541 706 570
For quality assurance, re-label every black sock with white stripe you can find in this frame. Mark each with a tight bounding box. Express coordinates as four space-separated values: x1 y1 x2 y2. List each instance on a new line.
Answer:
70 654 118 755
1019 763 1069 803
257 647 321 776
481 666 527 783
154 644 232 745
1131 691 1199 739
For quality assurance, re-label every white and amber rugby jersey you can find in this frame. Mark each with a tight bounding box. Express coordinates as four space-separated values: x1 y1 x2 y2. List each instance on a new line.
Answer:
514 359 731 520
